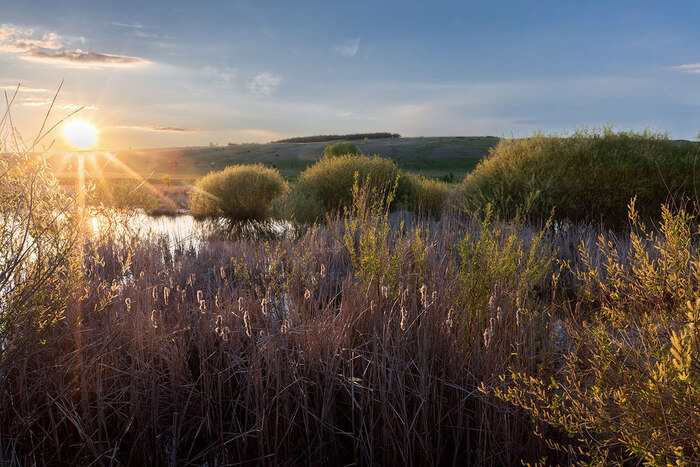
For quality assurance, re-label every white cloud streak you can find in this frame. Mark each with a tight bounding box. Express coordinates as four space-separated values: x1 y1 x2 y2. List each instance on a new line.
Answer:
673 63 700 74
334 38 360 57
247 72 282 96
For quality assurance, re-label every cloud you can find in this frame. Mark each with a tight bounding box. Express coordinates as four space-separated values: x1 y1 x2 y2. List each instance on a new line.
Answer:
204 65 236 83
0 85 50 93
111 22 144 29
113 125 200 132
334 38 360 57
19 97 97 110
0 23 148 68
672 63 700 74
23 49 146 67
247 72 282 96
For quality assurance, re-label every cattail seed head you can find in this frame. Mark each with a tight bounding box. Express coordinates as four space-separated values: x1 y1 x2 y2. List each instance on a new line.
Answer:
244 310 252 338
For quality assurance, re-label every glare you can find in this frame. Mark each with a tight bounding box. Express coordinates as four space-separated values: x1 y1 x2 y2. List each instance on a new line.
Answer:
64 120 97 149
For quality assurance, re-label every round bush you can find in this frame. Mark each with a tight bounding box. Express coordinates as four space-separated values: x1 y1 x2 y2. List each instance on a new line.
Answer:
189 164 288 221
323 141 362 159
289 155 402 223
398 173 449 216
460 128 700 227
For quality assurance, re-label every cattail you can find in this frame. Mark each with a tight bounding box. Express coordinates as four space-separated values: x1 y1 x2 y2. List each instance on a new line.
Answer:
483 324 494 348
400 306 408 332
163 287 170 305
444 308 454 332
220 267 227 280
304 289 311 300
196 290 203 302
215 289 221 308
125 297 132 312
496 306 503 323
150 310 158 328
152 287 158 302
238 297 243 312
420 284 427 309
281 319 291 334
380 285 389 299
261 298 268 316
320 263 326 278
244 310 252 337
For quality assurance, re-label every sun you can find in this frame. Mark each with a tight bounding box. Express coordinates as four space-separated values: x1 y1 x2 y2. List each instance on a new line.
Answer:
64 120 97 149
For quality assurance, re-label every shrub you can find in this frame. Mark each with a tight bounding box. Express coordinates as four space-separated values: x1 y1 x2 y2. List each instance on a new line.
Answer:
288 154 401 223
461 127 700 227
398 173 449 215
493 201 700 465
323 141 362 158
189 164 288 221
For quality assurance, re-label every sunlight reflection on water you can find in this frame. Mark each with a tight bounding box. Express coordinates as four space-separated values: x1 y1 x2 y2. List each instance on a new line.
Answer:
89 209 292 249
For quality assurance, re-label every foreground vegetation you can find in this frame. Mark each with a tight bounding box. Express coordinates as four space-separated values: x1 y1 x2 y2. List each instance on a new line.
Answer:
2 113 699 465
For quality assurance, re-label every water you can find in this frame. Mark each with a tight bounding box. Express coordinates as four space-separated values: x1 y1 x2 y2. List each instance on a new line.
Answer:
89 209 293 249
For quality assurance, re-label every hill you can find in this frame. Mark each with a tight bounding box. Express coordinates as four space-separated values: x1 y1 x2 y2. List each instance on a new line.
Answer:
51 136 501 182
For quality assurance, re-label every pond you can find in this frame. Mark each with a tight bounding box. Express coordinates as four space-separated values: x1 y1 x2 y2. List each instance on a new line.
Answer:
89 209 293 249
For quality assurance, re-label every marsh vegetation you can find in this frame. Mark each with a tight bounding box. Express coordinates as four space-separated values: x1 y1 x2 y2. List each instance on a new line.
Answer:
1 104 699 465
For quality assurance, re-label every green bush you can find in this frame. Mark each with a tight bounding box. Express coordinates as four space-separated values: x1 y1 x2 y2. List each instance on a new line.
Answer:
289 154 402 223
461 127 700 227
323 141 362 158
189 164 288 221
398 173 449 216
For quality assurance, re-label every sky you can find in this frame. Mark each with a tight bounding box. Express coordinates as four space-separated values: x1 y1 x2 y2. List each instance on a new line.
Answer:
1 0 699 151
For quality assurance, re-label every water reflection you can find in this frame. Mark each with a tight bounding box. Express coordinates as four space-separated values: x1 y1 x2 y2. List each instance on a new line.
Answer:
89 208 292 248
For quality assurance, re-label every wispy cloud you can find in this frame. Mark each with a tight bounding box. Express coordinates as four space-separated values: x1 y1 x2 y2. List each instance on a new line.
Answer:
19 97 97 110
0 23 148 68
672 63 700 74
113 125 200 132
247 72 282 96
334 38 360 57
23 49 145 67
0 84 50 93
111 22 144 29
204 65 236 83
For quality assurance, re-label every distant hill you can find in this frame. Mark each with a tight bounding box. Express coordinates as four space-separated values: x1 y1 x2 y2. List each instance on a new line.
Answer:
273 132 400 143
51 136 501 182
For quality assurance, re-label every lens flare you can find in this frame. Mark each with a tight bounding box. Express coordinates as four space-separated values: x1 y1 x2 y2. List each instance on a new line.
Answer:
64 120 97 149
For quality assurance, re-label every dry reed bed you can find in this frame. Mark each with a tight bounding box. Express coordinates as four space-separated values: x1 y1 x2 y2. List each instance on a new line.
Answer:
1 211 560 465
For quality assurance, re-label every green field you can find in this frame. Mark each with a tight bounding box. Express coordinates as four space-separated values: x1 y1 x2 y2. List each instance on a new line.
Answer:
51 136 500 182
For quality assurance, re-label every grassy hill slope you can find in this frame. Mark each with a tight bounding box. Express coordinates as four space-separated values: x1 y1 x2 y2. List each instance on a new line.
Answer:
52 136 500 182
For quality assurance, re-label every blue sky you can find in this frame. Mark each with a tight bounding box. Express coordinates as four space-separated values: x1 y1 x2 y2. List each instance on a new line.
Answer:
1 0 699 149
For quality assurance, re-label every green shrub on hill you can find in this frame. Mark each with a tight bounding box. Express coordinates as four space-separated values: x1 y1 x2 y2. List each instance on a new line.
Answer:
323 141 362 159
189 164 288 221
460 127 700 227
289 154 402 223
398 173 449 215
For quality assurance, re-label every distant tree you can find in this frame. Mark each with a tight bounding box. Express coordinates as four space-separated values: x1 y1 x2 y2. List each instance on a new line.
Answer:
323 141 362 159
274 132 399 143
